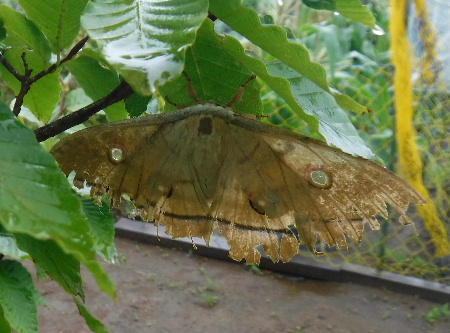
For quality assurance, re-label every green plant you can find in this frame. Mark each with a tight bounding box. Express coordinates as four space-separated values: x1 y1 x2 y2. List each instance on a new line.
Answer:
425 303 450 323
201 293 219 307
287 326 304 333
196 276 220 307
0 0 377 332
382 310 391 319
169 283 179 290
205 277 218 291
246 263 265 275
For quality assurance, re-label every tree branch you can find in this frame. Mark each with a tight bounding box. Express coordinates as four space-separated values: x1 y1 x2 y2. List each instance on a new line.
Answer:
34 80 134 142
31 36 89 83
10 53 34 115
1 36 90 116
0 53 25 81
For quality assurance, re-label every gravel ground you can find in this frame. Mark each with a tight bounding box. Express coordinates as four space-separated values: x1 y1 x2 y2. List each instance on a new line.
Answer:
36 236 449 333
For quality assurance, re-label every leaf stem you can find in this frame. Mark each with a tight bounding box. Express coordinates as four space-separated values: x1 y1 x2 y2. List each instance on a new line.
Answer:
34 80 134 142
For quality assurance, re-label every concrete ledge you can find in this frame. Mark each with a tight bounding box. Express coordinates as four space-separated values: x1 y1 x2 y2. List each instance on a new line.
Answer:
115 218 450 303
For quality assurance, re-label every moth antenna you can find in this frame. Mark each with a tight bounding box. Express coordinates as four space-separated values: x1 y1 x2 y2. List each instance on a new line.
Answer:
226 74 257 107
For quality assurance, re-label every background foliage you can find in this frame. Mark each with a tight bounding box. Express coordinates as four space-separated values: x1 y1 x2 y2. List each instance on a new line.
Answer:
0 0 449 332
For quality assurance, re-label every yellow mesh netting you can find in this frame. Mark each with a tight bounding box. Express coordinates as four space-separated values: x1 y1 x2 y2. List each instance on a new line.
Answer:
390 0 449 257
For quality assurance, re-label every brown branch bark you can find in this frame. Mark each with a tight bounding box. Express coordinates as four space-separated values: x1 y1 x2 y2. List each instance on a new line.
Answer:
34 80 134 142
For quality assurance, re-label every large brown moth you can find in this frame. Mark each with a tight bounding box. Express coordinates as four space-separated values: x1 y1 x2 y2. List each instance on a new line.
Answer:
51 96 425 264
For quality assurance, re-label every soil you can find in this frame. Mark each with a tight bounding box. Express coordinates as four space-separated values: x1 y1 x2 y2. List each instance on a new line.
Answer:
36 236 448 333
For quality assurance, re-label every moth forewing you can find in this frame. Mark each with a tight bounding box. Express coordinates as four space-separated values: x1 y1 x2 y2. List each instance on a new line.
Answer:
51 103 425 264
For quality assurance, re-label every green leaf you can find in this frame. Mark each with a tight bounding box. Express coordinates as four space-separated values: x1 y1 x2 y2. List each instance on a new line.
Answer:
14 234 84 298
332 90 369 114
125 93 152 118
260 14 296 39
63 87 93 113
335 0 376 27
64 54 128 121
266 61 375 159
301 0 336 10
0 259 45 307
260 14 275 25
0 49 61 122
0 5 51 62
0 101 116 298
0 19 6 42
217 34 375 159
73 297 109 333
210 1 373 113
209 0 330 92
35 264 48 281
81 0 209 95
18 0 89 54
0 229 30 260
0 260 38 333
0 305 12 333
81 198 118 263
302 0 376 27
159 19 262 115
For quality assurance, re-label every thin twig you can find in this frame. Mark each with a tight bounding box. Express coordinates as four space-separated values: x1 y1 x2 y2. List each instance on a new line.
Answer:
0 54 25 81
31 36 89 83
13 78 31 115
1 36 90 116
11 53 34 115
34 80 134 142
21 52 31 75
